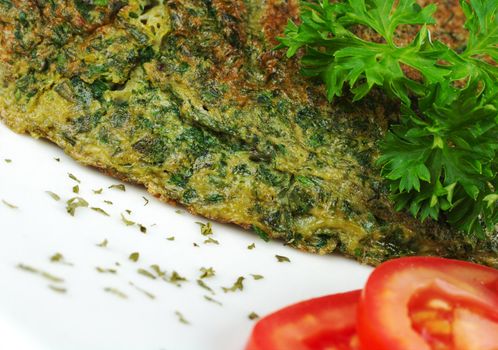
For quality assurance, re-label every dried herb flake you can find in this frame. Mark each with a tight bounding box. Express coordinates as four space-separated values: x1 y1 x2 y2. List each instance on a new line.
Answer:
175 311 190 325
222 276 245 293
91 207 110 216
197 279 215 294
276 255 291 263
66 197 89 216
68 173 81 183
150 265 166 278
2 199 18 209
104 287 127 299
138 268 157 280
251 274 264 280
96 267 117 274
96 239 108 248
200 267 216 279
248 312 260 320
49 285 67 294
46 191 61 201
50 253 73 266
129 252 140 262
168 271 187 286
204 295 222 306
108 184 126 191
196 222 213 236
129 282 155 299
17 263 64 283
204 237 219 245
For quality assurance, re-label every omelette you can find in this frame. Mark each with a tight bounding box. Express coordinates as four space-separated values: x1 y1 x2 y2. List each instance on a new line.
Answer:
1 0 497 267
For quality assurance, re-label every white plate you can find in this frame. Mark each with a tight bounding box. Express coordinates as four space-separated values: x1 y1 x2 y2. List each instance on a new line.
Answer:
0 122 373 350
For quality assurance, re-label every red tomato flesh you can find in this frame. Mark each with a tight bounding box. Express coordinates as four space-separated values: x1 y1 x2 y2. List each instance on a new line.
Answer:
357 257 498 350
246 290 361 350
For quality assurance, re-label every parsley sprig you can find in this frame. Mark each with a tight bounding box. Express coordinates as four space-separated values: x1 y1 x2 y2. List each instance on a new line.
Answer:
278 0 497 236
278 0 447 104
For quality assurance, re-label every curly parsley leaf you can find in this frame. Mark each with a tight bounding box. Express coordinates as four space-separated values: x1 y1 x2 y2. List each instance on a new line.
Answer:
378 82 497 236
460 0 498 88
277 0 449 104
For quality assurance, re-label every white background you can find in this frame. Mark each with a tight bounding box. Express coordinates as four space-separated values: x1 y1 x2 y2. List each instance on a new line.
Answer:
0 123 372 350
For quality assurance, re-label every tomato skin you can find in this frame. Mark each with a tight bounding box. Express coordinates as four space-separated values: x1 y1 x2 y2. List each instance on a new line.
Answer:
357 257 498 350
246 290 361 350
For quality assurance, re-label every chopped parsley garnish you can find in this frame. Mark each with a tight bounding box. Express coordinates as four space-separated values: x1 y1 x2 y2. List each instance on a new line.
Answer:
2 199 18 209
247 243 256 250
129 282 155 300
129 252 140 262
204 295 222 306
168 271 188 286
276 255 291 263
91 207 110 216
108 184 126 191
4 159 12 163
139 224 147 234
103 200 113 205
166 236 175 241
143 196 149 206
50 253 64 262
48 285 67 294
150 265 166 278
204 237 220 245
45 191 61 201
138 268 157 279
17 263 64 283
50 253 73 266
222 276 245 293
68 173 81 183
175 311 190 325
93 188 103 195
72 185 79 194
96 239 108 248
197 279 215 294
120 213 135 226
248 312 260 320
196 222 213 236
199 267 216 279
66 197 89 216
251 274 264 280
96 267 117 274
104 287 128 299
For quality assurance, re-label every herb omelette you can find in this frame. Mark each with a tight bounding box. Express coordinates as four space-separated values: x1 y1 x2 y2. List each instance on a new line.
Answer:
1 0 497 266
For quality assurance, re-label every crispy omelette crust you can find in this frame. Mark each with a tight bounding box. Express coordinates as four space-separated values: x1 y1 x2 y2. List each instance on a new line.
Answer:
1 0 497 266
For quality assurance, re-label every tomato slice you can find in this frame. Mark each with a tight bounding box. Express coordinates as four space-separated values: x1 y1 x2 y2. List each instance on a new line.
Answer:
357 257 498 350
246 290 361 350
